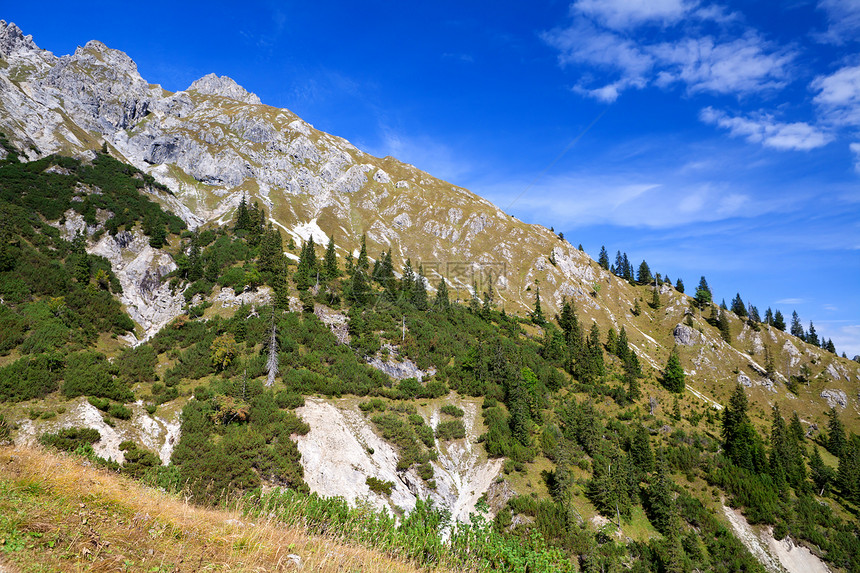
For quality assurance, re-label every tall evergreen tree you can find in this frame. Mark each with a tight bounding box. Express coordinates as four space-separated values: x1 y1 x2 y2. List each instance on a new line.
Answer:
809 445 833 496
532 286 546 326
622 253 634 283
722 384 766 473
433 279 450 312
598 246 610 270
748 304 761 323
694 276 712 309
401 258 415 303
717 308 731 342
294 238 318 291
322 237 340 282
630 423 654 475
806 322 820 347
650 285 661 309
773 309 786 331
731 293 748 317
234 194 251 231
765 307 774 325
838 434 860 504
258 225 285 276
826 407 846 458
637 260 653 285
661 349 685 393
646 450 675 535
790 311 804 339
412 265 428 310
675 278 685 293
613 250 624 277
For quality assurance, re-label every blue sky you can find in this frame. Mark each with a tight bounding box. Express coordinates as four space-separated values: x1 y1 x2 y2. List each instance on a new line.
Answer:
6 1 860 357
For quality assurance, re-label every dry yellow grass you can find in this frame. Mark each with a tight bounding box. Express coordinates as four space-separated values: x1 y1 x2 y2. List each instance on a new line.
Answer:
0 445 446 572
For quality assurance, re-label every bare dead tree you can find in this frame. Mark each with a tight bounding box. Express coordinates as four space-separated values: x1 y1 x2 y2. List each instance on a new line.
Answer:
266 310 278 387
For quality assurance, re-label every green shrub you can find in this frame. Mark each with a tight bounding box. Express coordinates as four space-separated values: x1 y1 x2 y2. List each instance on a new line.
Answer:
366 476 395 496
108 403 133 420
441 404 464 418
62 351 132 402
39 427 101 452
435 420 466 441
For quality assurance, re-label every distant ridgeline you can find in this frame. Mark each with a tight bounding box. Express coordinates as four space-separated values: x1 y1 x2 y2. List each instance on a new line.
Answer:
1 135 859 573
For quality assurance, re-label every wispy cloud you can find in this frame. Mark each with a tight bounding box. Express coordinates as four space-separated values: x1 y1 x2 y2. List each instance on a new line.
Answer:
851 142 860 173
699 107 832 150
571 0 696 29
776 298 805 304
812 64 860 128
542 6 794 102
816 0 860 44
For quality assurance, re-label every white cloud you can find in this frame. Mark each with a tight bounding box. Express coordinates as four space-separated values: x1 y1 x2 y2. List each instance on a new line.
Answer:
700 107 832 151
543 10 794 101
652 34 793 95
812 65 860 127
542 19 653 100
572 0 696 29
817 0 860 44
851 142 860 173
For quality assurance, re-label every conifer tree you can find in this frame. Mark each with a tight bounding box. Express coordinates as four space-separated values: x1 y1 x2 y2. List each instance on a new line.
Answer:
765 307 774 325
722 384 766 473
694 276 712 309
401 258 415 303
826 407 846 457
661 349 685 393
598 246 610 270
322 237 340 282
622 253 634 283
295 238 318 291
433 279 450 312
650 285 661 309
717 308 731 342
412 265 428 310
630 423 654 475
637 260 653 285
234 195 251 231
605 328 617 355
731 293 747 317
646 450 675 535
258 225 285 276
773 309 786 331
790 311 804 339
838 435 860 504
810 445 833 496
532 286 546 326
675 278 684 293
482 284 494 319
613 250 624 277
806 322 820 347
748 304 761 323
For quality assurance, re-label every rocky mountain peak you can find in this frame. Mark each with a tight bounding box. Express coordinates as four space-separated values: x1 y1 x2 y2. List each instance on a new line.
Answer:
0 20 39 57
188 73 261 105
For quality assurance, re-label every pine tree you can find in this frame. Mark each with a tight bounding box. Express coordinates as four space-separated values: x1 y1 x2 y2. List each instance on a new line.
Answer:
810 445 833 496
234 195 251 231
482 284 494 318
468 279 480 314
433 279 450 312
322 237 340 282
637 260 653 285
694 276 712 309
806 322 820 347
661 349 685 393
722 384 766 473
748 304 761 323
790 311 804 339
646 450 675 535
412 265 428 310
356 235 369 273
258 225 285 276
826 407 846 457
605 328 617 355
532 286 546 326
612 250 623 277
717 308 731 342
295 238 318 291
731 293 747 317
773 309 786 331
598 246 610 270
765 307 774 325
838 435 860 504
650 285 661 309
622 253 634 283
630 423 654 475
675 278 684 293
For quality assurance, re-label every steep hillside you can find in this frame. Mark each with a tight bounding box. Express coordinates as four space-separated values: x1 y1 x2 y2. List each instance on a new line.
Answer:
2 19 860 573
0 20 857 433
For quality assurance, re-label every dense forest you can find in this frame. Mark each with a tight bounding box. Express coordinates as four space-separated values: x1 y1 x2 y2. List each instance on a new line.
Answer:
1 150 859 573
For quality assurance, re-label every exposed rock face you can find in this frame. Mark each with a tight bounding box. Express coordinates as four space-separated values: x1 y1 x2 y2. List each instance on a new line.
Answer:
0 20 38 56
367 345 437 381
89 228 184 343
295 397 501 523
673 323 700 346
820 389 848 409
188 73 262 105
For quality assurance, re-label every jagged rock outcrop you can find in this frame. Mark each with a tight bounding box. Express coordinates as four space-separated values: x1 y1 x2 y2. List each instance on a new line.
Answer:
820 389 848 409
674 323 701 346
